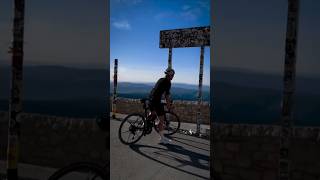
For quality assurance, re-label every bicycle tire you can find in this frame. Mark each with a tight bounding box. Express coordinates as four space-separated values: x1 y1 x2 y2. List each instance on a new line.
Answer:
118 113 145 145
48 162 107 180
155 111 180 136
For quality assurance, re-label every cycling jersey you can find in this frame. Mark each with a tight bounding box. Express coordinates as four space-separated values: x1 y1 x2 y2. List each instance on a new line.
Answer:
149 78 171 103
149 77 171 116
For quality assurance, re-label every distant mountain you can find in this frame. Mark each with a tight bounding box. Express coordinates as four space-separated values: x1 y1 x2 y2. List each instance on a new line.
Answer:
110 81 210 101
0 65 108 100
213 67 320 95
143 82 210 91
1 65 320 125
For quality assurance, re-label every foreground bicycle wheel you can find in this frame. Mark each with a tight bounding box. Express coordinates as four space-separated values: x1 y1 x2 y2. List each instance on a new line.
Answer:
48 162 107 180
118 113 145 145
155 111 180 136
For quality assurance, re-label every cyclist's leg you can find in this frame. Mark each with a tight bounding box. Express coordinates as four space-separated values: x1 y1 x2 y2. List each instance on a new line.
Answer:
155 103 165 128
155 104 171 143
148 102 157 121
157 114 165 132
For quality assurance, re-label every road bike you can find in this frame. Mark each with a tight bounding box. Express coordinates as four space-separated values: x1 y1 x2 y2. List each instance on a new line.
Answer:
49 99 180 179
118 98 180 145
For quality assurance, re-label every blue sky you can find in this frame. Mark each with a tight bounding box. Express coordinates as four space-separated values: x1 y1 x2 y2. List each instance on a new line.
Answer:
110 0 211 85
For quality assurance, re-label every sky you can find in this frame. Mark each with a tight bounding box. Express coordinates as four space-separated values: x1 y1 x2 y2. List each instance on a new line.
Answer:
213 0 320 77
110 0 211 85
0 0 106 68
1 0 319 83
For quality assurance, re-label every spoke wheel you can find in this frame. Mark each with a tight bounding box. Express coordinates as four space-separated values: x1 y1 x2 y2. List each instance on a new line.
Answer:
118 113 145 145
154 111 180 135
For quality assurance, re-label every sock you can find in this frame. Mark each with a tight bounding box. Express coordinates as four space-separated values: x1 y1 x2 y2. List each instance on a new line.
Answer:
159 131 164 139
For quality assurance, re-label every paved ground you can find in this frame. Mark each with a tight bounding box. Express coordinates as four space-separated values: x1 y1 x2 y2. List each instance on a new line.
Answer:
0 161 56 180
111 118 210 180
0 114 210 180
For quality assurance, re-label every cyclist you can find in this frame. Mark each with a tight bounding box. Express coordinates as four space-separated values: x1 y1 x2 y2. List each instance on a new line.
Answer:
149 67 175 144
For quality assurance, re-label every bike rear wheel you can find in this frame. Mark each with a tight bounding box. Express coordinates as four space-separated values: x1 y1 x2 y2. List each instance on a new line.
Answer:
155 111 180 136
48 162 107 180
118 113 145 145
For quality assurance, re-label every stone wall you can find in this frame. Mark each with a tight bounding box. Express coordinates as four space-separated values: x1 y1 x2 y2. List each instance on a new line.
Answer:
112 98 210 124
0 112 107 169
213 123 320 180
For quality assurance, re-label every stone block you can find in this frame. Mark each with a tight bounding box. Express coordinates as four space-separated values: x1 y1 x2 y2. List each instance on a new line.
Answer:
303 174 317 180
237 158 252 168
220 174 239 180
224 166 239 175
262 170 277 180
214 160 223 172
241 142 260 151
253 152 267 161
225 142 240 152
239 169 261 180
261 143 278 153
291 171 303 180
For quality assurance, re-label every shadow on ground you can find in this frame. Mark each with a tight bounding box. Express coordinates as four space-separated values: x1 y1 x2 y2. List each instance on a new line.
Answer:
129 139 209 180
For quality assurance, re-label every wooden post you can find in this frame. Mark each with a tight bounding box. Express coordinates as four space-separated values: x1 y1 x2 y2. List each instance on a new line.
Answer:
196 46 205 135
112 59 118 119
7 0 25 179
279 0 299 179
168 48 172 69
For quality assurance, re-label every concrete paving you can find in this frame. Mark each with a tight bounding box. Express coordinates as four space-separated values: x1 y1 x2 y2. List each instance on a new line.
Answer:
111 118 210 180
0 114 210 180
0 161 57 180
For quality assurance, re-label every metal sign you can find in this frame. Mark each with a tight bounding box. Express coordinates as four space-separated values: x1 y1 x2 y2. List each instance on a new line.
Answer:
160 26 210 48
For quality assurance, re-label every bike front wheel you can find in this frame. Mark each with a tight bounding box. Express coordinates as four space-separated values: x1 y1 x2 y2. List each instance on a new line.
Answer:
48 162 107 180
118 113 145 145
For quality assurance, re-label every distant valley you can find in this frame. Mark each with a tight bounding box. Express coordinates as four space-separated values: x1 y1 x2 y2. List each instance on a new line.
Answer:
0 65 319 125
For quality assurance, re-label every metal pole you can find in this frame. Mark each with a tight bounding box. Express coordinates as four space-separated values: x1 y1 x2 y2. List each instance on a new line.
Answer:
168 48 172 69
112 59 118 119
7 0 25 179
196 46 205 135
279 0 299 180
209 28 214 180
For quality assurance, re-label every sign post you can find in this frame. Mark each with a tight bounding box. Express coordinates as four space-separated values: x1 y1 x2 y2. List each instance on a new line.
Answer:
160 26 210 136
7 0 25 179
168 48 172 69
196 46 205 135
279 0 300 179
112 59 118 119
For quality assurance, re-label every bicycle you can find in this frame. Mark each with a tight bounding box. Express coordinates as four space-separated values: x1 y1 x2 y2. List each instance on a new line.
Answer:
118 98 181 145
48 113 109 180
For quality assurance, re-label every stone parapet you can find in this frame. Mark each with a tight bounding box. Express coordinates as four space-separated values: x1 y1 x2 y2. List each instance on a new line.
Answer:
213 123 320 180
0 111 107 169
112 97 210 124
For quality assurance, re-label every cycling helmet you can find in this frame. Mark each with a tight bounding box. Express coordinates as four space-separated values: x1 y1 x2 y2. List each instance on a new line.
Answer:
164 67 175 75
